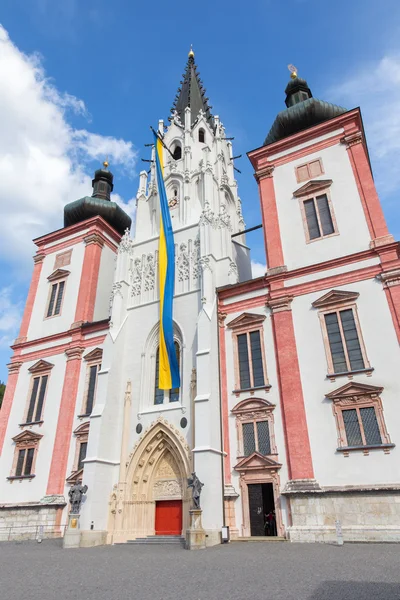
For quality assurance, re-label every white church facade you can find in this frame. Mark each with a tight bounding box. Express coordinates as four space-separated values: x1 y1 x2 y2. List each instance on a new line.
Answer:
1 52 400 545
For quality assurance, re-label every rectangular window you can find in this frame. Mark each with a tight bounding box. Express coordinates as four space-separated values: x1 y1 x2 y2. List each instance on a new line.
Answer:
15 448 35 476
342 407 382 447
324 308 365 374
85 365 99 415
78 442 87 470
46 281 65 317
236 331 265 390
296 159 323 183
303 194 335 241
26 374 48 423
242 420 271 456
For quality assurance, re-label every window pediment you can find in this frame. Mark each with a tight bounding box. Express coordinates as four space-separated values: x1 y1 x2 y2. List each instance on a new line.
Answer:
226 313 266 331
28 359 54 374
326 382 383 402
66 468 83 485
74 421 90 436
12 430 43 444
47 269 70 282
232 398 274 416
234 452 281 471
312 289 359 309
293 179 333 198
83 347 103 362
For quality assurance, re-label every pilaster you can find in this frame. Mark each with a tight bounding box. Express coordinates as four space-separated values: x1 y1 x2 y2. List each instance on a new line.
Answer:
0 361 23 454
255 165 285 269
18 253 45 340
73 232 104 327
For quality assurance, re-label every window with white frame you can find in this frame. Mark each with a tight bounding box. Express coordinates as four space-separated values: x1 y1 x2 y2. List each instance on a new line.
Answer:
8 431 42 480
312 290 372 378
293 179 338 243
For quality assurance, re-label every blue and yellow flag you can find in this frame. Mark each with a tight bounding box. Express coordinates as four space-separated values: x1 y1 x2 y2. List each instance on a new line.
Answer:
154 132 180 390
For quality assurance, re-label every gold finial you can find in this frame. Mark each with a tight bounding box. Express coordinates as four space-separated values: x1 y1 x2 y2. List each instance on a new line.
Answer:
188 45 194 58
288 63 298 79
103 157 109 169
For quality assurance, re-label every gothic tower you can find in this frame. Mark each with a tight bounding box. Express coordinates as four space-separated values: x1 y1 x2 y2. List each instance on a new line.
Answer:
80 49 251 544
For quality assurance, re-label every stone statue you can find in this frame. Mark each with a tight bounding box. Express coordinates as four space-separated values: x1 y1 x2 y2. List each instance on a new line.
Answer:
187 472 204 509
68 480 88 514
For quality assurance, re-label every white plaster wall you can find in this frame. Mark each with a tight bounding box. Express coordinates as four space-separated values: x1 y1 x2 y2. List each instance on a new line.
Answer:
93 245 116 322
0 353 67 503
273 143 371 271
223 306 290 534
292 278 400 487
27 242 85 340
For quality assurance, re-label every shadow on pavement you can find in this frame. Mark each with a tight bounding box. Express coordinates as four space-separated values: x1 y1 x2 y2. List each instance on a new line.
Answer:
311 581 400 600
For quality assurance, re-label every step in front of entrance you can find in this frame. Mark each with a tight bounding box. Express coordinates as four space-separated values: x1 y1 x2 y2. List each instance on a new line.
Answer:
233 536 286 542
126 535 185 546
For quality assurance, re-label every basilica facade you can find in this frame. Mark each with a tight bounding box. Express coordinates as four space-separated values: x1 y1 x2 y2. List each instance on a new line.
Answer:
1 51 400 545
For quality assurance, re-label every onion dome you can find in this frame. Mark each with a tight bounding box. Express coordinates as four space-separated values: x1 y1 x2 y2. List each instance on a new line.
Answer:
64 162 131 235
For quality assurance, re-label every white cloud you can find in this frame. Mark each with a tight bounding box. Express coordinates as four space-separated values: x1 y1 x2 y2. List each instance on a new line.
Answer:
251 260 266 278
0 25 137 266
0 287 23 348
329 56 400 195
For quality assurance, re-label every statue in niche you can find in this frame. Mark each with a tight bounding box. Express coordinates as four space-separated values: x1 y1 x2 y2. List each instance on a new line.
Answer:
68 480 88 514
187 472 204 509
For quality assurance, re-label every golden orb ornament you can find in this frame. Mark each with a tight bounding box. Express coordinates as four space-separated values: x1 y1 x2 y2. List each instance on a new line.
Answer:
188 45 195 58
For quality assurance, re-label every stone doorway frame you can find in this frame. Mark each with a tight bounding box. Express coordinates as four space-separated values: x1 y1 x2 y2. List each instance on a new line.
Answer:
108 418 191 544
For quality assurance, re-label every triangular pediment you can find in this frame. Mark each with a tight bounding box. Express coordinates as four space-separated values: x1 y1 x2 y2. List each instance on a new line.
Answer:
232 398 275 415
83 347 103 362
12 430 43 443
234 452 281 471
28 359 54 374
226 312 266 330
66 468 84 485
312 289 359 309
326 382 383 400
47 268 70 282
293 179 333 198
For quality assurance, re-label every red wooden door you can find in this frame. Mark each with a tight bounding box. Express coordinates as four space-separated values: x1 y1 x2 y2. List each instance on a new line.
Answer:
155 500 182 535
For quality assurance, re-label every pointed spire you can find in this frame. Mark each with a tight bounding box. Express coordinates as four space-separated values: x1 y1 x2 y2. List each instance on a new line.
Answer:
170 48 214 129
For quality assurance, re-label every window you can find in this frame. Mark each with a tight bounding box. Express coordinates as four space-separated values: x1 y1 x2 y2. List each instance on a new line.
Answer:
54 249 72 269
242 420 271 456
22 360 53 425
154 342 180 404
232 398 277 458
312 290 371 379
326 382 393 455
199 128 205 143
46 281 64 317
27 375 48 423
172 144 182 160
226 313 269 393
303 194 335 240
237 331 265 389
81 348 102 416
9 430 42 480
77 442 87 470
295 158 323 183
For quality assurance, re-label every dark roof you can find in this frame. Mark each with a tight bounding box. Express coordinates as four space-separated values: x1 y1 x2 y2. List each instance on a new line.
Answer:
264 77 347 145
64 166 131 235
170 52 214 129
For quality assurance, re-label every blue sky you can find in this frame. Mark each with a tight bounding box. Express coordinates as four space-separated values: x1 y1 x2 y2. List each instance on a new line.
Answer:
1 0 400 380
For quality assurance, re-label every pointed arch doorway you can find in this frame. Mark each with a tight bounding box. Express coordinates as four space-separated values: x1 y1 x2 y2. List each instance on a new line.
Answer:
108 419 191 543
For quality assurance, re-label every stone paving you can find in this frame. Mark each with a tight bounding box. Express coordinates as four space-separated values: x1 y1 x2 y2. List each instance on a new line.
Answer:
1 539 400 600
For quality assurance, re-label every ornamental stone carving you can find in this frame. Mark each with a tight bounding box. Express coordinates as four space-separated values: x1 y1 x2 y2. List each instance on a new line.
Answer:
153 479 182 499
119 228 134 254
217 203 232 230
144 254 155 292
109 282 123 313
177 243 190 282
131 258 143 297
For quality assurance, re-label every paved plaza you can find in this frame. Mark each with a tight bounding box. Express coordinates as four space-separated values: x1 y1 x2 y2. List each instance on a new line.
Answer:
1 539 400 600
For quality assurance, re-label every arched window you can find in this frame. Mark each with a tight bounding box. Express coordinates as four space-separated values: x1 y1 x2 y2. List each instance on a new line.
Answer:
172 144 182 160
198 128 205 143
154 342 180 404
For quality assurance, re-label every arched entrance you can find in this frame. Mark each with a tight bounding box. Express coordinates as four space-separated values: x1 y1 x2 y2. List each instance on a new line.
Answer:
108 419 191 543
